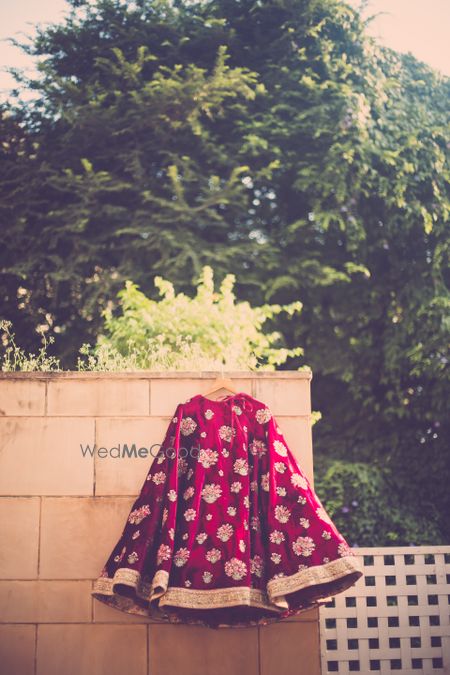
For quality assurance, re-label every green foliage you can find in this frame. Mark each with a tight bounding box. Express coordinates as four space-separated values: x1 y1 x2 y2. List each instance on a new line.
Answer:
78 265 303 370
314 458 442 546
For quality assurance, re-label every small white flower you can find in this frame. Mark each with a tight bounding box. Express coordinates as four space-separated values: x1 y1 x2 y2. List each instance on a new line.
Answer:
218 469 224 476
299 517 310 529
183 486 195 500
274 462 286 474
132 530 140 540
273 440 288 457
239 539 246 552
184 508 196 521
201 483 222 504
200 431 207 438
261 473 270 491
152 471 166 485
292 536 316 557
182 533 188 540
322 530 331 540
184 579 192 587
225 557 247 580
168 489 177 502
206 548 221 563
217 523 234 541
196 532 208 544
219 425 236 442
157 544 171 565
276 487 287 497
127 551 139 564
174 547 190 566
250 480 258 491
202 571 213 584
206 513 212 521
255 408 272 424
271 552 282 564
227 506 237 516
269 530 285 545
291 473 308 489
204 409 214 420
274 505 291 523
180 417 197 436
233 458 248 475
221 448 229 457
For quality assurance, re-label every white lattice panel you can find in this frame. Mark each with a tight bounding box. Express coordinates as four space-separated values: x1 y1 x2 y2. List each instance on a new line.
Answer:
319 546 450 675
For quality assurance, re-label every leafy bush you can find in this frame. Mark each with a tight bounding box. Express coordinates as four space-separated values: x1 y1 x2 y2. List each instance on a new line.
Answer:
78 265 304 371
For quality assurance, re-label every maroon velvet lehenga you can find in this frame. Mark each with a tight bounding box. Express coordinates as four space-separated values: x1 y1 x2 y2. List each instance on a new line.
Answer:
91 392 363 628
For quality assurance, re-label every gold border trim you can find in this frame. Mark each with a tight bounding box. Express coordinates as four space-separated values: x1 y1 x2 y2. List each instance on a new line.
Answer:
91 553 363 618
267 553 364 600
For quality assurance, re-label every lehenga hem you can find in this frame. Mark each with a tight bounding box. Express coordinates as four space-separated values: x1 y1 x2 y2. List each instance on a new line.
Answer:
91 552 363 626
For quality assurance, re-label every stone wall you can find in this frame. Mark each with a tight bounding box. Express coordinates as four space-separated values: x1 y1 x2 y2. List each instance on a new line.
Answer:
0 371 321 675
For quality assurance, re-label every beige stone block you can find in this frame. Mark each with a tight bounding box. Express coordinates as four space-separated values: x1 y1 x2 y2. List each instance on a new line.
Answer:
148 623 259 675
36 624 147 675
0 379 46 416
0 580 91 622
47 379 149 416
259 620 321 675
0 624 35 675
94 417 170 495
0 418 94 496
39 496 134 579
0 498 40 579
150 378 251 415
254 378 311 416
275 416 314 484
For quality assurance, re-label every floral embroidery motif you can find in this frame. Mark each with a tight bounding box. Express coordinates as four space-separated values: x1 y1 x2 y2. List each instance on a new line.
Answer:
256 408 272 424
152 471 166 485
250 516 260 531
114 546 126 563
233 458 248 475
261 473 270 491
128 504 151 525
178 457 188 475
198 448 219 469
132 530 140 540
250 555 264 577
184 580 192 587
204 409 214 420
183 486 194 500
291 473 308 489
299 517 310 529
157 544 172 565
127 551 139 564
243 495 250 508
273 440 288 457
271 553 282 565
180 417 197 436
221 448 229 457
298 495 307 505
168 489 177 502
232 405 242 415
201 483 222 504
338 542 352 557
206 548 222 563
168 528 175 540
227 506 237 516
205 513 212 521
200 431 207 438
322 530 332 540
184 508 196 521
239 539 246 553
276 487 287 497
269 530 285 545
225 557 247 580
196 532 208 544
274 462 287 474
174 547 190 566
217 523 234 541
292 536 316 557
202 571 213 583
219 425 236 442
162 507 168 524
274 505 291 523
249 439 267 456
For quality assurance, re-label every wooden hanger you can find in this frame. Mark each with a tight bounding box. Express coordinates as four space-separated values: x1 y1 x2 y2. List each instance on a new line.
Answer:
203 369 238 399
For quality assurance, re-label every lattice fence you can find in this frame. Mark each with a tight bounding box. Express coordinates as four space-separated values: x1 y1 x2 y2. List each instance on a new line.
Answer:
319 546 450 675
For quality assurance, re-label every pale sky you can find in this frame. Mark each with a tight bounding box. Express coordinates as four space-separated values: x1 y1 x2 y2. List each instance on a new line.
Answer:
0 0 449 98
